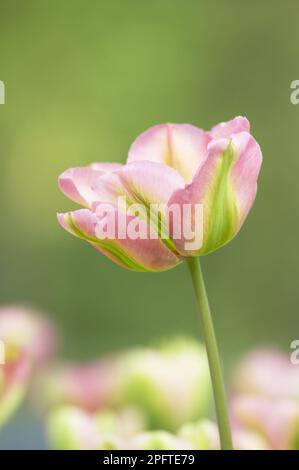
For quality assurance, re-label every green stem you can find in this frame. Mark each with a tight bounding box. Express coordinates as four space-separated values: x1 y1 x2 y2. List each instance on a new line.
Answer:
187 257 233 450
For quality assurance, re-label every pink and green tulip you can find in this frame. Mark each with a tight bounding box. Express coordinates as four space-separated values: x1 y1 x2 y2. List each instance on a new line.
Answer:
0 306 58 427
58 116 262 271
34 339 210 430
47 405 146 450
0 306 57 364
128 430 192 450
233 348 299 400
118 339 211 431
34 357 123 412
231 348 299 449
178 418 269 450
232 395 299 450
0 343 30 426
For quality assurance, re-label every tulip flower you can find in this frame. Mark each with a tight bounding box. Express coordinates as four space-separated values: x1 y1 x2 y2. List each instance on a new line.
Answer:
231 348 299 449
178 419 269 450
0 306 57 364
232 395 299 450
47 406 102 450
118 339 211 431
233 348 299 400
178 419 219 450
34 357 123 412
0 306 57 427
0 343 30 426
128 431 192 450
58 116 261 271
58 116 262 449
47 406 145 450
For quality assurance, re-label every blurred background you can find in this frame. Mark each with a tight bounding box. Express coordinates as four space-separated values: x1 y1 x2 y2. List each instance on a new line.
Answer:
0 0 298 448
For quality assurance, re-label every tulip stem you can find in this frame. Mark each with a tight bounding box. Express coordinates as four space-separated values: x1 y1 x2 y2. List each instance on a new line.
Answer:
187 257 233 450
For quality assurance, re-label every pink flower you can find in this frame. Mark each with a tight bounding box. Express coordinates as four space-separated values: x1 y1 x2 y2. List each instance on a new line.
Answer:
0 343 31 426
47 406 102 450
47 406 145 450
58 117 262 271
233 348 299 400
0 305 57 364
35 358 122 412
178 419 269 450
231 349 299 449
0 305 57 426
232 395 299 450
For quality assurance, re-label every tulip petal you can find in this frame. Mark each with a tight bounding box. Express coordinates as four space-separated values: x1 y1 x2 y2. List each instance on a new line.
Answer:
210 116 250 139
92 161 185 253
233 349 299 400
47 406 99 450
231 132 263 225
127 124 211 183
0 345 31 427
170 132 262 256
93 160 185 205
58 163 122 208
232 395 299 450
89 162 122 172
35 358 123 412
58 209 181 272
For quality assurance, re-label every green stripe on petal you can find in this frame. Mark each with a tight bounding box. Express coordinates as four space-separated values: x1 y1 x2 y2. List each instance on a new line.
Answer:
201 142 239 255
67 214 151 272
123 188 179 255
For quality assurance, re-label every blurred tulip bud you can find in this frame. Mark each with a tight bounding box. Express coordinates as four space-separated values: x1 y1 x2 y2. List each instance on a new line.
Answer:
118 339 211 431
233 348 299 400
35 357 122 412
47 406 145 450
232 426 269 450
178 419 219 449
0 343 30 427
94 407 146 438
0 306 57 364
232 395 299 450
129 430 192 450
47 406 100 450
178 418 269 450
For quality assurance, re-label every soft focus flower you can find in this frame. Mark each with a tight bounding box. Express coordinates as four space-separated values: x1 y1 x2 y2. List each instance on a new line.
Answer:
95 407 146 440
34 339 210 431
0 343 30 426
231 348 299 449
233 348 299 400
118 339 211 431
34 357 122 412
232 395 299 450
58 117 262 271
178 419 219 450
0 306 57 364
178 418 268 450
47 406 145 450
0 305 57 427
47 406 101 450
128 430 192 450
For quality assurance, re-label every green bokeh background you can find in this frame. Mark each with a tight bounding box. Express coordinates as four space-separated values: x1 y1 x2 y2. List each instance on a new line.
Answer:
0 0 298 369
